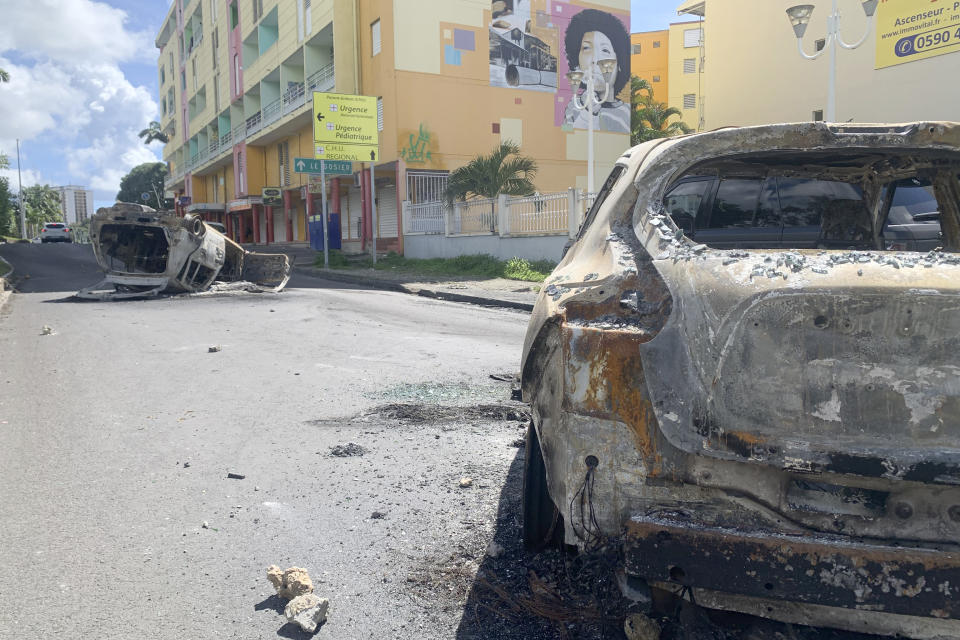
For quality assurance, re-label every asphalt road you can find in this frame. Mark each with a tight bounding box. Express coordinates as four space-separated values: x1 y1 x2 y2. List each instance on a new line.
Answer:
0 242 535 639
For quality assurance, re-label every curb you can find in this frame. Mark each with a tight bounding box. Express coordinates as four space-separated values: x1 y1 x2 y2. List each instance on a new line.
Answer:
294 266 534 312
0 254 13 312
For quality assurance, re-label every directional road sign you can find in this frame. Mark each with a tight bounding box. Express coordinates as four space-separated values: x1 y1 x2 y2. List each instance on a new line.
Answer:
312 92 379 162
293 158 353 175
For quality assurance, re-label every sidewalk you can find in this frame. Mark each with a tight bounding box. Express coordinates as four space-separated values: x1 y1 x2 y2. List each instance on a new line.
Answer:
246 243 540 312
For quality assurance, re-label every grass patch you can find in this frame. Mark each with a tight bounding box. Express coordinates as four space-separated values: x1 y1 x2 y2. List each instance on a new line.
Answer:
314 251 555 282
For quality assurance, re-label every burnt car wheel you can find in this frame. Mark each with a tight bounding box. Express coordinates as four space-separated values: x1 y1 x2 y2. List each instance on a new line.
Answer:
182 214 205 236
522 422 563 550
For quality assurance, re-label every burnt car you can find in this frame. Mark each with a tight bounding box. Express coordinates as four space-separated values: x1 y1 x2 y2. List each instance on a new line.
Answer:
77 202 291 299
521 122 960 638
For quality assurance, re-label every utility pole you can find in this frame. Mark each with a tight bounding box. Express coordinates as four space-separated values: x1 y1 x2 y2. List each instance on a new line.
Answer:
16 139 25 239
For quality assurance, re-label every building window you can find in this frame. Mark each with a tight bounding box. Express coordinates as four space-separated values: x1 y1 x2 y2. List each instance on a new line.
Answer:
683 93 696 110
229 1 238 29
371 19 381 56
815 38 826 52
181 70 186 90
212 28 218 68
652 75 661 82
278 142 289 186
210 0 217 22
234 54 240 90
492 122 500 133
631 43 641 54
812 109 824 122
683 58 696 73
192 58 198 90
252 0 263 22
653 40 661 48
683 28 702 48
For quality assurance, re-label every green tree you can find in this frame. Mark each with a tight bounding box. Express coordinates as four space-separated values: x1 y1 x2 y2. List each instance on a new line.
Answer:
138 121 169 145
443 141 537 233
630 76 693 145
443 141 537 203
116 162 167 208
0 153 13 236
22 184 63 231
0 68 9 83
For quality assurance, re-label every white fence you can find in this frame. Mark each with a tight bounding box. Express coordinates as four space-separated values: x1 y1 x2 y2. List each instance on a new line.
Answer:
402 188 596 239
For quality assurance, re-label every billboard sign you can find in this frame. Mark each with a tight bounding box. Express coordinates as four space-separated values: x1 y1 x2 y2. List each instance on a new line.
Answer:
876 0 960 68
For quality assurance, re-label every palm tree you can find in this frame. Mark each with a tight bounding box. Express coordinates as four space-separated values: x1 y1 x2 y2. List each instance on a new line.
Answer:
444 141 537 233
630 75 693 145
444 141 537 203
138 121 169 145
0 68 9 83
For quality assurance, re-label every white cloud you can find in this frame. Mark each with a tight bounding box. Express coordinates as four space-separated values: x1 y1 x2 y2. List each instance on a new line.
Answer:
0 0 154 65
0 167 44 190
0 0 161 204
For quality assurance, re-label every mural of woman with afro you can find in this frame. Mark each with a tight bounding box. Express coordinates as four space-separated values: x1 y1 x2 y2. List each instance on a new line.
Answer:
562 8 631 134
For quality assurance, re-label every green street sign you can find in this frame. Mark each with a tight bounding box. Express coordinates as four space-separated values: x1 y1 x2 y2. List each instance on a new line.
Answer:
293 158 353 175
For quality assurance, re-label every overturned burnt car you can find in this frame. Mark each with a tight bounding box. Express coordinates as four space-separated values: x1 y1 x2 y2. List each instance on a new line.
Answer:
77 203 291 299
521 122 960 638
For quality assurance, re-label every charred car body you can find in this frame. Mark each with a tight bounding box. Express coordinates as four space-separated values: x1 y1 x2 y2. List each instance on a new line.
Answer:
521 122 960 638
78 203 291 299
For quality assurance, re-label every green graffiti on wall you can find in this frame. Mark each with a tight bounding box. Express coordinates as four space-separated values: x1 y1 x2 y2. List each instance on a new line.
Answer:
400 123 432 163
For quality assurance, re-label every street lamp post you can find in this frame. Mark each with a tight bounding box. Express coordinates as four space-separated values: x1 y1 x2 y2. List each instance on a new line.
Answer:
565 34 618 195
785 0 878 122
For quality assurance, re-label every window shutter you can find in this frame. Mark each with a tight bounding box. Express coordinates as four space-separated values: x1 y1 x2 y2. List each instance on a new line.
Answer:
377 97 383 131
372 19 381 56
683 28 702 48
683 58 695 73
683 93 696 110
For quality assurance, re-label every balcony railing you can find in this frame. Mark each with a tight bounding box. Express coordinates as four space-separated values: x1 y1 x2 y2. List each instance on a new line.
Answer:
232 123 246 143
245 111 262 136
219 129 232 149
307 62 335 93
262 98 282 127
282 81 306 115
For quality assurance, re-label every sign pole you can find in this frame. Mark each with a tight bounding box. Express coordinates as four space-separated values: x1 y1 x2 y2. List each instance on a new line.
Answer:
369 159 377 265
320 162 329 268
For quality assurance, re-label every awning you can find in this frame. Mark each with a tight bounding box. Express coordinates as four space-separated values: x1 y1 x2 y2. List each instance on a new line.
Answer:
676 0 705 17
186 202 226 213
226 197 263 212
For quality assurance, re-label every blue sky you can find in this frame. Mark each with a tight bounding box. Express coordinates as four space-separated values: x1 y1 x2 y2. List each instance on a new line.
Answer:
0 1 679 211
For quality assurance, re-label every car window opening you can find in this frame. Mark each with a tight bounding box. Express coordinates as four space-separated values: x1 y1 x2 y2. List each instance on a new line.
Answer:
98 224 170 274
662 151 960 252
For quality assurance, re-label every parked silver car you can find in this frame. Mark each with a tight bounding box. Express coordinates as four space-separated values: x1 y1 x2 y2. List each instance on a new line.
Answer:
521 122 960 639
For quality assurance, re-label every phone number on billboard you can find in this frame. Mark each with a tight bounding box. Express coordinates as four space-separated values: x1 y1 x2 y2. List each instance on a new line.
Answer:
896 27 960 57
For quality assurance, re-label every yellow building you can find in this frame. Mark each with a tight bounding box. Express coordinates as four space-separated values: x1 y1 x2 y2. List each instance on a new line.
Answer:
675 0 960 129
630 29 669 103
666 15 705 132
157 0 632 252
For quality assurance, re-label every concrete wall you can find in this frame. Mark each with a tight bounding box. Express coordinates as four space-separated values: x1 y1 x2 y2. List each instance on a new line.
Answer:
404 233 568 262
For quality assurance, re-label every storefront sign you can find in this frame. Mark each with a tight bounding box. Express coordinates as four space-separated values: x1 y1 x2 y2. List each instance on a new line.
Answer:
262 187 283 207
876 0 960 68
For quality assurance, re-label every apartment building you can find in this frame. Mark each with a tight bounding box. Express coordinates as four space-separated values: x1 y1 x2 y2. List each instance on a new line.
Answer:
630 29 669 104
666 11 705 133
55 185 94 225
157 0 632 252
675 0 960 129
